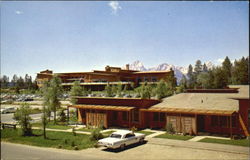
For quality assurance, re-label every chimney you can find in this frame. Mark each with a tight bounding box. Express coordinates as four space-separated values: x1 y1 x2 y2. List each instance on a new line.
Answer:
126 64 130 70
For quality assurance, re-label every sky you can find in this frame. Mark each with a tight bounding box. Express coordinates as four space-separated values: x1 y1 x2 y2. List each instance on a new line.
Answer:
1 1 249 79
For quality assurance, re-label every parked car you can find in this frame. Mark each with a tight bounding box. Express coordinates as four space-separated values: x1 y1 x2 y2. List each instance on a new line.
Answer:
97 130 145 150
0 107 16 114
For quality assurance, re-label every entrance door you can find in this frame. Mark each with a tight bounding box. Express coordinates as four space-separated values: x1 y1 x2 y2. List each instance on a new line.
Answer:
197 115 205 132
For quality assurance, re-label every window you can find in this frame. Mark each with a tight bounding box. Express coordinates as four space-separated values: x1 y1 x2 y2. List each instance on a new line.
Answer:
152 77 157 82
153 112 159 121
160 113 165 122
125 133 135 138
132 109 139 122
113 111 118 120
122 112 128 121
144 77 149 82
211 116 219 127
220 116 228 127
232 116 236 128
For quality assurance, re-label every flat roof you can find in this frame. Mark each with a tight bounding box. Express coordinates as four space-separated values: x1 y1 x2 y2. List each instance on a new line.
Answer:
132 71 171 74
149 85 249 113
69 104 134 111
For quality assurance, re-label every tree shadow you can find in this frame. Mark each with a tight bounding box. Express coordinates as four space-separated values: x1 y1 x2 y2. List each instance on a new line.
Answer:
101 140 148 153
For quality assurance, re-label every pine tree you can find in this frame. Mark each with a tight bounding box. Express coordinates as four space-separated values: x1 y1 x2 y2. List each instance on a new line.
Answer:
222 56 232 84
70 81 83 105
203 63 208 72
194 60 203 74
187 64 195 88
231 57 249 85
49 75 63 124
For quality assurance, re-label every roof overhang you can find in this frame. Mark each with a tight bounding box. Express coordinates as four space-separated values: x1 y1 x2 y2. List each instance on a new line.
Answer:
69 104 134 111
141 107 236 116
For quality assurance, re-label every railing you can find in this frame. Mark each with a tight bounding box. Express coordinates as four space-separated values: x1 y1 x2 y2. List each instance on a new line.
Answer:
62 82 132 86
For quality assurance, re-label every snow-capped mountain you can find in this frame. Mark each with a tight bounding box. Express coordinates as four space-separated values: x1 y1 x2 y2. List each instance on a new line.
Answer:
129 60 147 71
128 60 214 83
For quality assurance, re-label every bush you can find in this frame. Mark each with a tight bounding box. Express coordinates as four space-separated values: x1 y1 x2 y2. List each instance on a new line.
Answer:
72 127 76 136
90 128 104 141
74 146 78 150
57 109 66 122
166 123 175 134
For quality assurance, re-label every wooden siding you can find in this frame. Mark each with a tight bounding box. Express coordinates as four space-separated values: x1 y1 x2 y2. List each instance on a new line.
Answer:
166 116 196 134
86 112 108 128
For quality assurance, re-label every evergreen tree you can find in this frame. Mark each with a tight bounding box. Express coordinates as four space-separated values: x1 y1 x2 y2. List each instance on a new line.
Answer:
197 72 210 89
194 60 203 74
117 82 123 97
0 75 9 88
13 103 33 136
222 56 232 84
187 64 195 88
203 63 208 72
179 75 187 92
49 76 63 124
164 68 177 91
213 67 227 88
70 81 83 105
155 79 172 100
105 84 112 97
231 57 249 85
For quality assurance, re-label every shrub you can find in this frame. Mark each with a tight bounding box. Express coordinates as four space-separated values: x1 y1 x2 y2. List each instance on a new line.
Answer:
166 123 175 134
74 146 78 150
71 141 75 147
72 127 76 136
90 128 104 141
57 145 62 149
130 126 137 133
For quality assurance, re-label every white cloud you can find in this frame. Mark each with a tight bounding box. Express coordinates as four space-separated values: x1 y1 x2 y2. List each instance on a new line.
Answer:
217 58 224 64
108 1 122 15
15 10 23 15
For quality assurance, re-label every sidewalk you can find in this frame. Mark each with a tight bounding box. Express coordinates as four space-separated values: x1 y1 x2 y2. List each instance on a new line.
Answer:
148 137 249 155
188 135 230 142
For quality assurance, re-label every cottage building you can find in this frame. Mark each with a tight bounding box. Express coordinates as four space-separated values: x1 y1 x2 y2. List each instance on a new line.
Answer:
68 85 249 137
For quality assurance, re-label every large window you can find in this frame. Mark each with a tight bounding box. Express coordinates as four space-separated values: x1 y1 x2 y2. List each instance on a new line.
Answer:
211 115 236 128
160 113 165 122
211 116 219 127
153 112 159 121
132 109 139 122
122 112 128 121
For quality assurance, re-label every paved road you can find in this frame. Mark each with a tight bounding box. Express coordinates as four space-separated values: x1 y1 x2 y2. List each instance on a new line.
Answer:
1 140 248 160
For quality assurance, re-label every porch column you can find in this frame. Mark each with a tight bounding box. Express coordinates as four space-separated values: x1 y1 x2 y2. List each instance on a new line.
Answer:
230 115 232 139
128 111 131 129
195 114 197 135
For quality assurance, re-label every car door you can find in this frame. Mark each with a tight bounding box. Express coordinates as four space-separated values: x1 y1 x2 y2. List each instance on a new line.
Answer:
124 133 137 145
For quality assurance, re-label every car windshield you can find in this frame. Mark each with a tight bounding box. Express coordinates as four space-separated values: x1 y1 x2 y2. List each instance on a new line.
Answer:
110 134 122 139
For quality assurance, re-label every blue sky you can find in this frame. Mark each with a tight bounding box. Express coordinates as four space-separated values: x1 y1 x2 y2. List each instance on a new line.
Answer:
1 1 249 79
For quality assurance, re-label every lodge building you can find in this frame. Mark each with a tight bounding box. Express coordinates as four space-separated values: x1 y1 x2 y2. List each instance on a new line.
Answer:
36 65 175 90
68 85 250 138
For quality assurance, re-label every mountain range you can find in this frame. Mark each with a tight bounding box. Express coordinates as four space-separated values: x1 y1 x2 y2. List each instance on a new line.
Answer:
127 60 215 83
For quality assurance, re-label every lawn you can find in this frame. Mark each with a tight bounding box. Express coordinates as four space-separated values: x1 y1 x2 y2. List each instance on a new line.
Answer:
32 122 73 130
199 138 249 147
155 133 194 141
77 127 97 132
136 130 155 136
1 128 96 150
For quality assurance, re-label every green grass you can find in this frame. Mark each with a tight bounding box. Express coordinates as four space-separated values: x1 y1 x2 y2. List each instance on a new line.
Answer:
136 130 155 136
199 138 249 147
1 128 96 150
77 127 97 132
102 131 115 137
32 122 73 130
155 133 194 141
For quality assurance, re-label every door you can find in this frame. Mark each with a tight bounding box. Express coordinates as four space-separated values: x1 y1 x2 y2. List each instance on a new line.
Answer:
197 115 205 132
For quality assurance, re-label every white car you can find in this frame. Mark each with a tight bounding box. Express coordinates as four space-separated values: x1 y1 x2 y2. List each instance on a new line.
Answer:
0 107 16 114
98 130 145 149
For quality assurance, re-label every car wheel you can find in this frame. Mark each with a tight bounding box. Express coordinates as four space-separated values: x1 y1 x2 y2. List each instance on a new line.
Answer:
139 138 144 144
120 144 125 150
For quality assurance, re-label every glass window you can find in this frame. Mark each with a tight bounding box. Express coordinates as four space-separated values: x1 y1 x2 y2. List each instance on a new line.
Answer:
211 116 218 127
125 133 135 138
220 116 228 127
122 112 128 121
160 113 165 122
132 109 139 122
153 112 159 121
